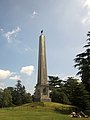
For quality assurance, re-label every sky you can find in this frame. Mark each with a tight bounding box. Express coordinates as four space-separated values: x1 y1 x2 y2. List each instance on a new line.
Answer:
0 0 90 94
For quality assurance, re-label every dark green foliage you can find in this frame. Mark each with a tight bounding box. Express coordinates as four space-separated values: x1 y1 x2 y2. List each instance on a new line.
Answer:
64 77 90 110
0 80 32 108
51 88 70 104
0 88 12 107
12 80 32 105
64 77 79 102
48 76 90 110
48 76 63 89
48 76 70 104
73 83 90 110
13 80 26 105
74 31 90 94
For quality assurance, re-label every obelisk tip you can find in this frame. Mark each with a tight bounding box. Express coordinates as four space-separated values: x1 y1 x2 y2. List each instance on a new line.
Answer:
41 30 43 34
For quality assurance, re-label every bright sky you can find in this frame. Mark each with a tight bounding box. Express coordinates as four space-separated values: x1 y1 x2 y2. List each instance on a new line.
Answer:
0 0 90 94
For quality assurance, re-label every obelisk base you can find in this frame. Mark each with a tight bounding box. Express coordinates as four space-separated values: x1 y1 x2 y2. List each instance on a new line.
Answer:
34 84 51 102
40 97 51 102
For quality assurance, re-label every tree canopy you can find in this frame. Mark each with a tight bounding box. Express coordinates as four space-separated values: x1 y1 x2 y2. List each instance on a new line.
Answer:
48 76 90 110
0 80 32 107
74 31 90 94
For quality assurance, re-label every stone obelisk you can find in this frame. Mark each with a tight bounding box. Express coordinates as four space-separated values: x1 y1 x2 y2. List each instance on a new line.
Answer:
34 30 51 102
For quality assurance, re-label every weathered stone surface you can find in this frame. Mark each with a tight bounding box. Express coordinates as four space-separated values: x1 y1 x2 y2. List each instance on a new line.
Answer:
34 31 51 102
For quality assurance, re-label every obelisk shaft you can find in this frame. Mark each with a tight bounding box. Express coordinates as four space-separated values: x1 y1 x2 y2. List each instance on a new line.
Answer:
37 34 47 85
34 31 51 102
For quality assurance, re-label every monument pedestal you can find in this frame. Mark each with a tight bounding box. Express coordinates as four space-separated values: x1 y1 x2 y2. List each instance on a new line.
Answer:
34 84 51 102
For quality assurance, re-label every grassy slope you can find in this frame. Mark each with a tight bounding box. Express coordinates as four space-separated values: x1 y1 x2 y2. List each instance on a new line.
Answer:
0 102 89 120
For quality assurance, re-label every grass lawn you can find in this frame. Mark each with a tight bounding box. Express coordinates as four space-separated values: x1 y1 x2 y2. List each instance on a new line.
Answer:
0 102 89 120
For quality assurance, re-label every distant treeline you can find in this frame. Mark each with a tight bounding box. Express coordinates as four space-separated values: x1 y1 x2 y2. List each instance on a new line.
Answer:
0 80 32 107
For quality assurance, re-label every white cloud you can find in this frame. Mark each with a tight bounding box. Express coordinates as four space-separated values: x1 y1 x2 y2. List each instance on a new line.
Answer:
0 69 11 80
3 26 21 43
0 26 32 54
33 11 37 15
0 26 21 43
83 0 90 9
20 65 34 76
82 12 90 24
24 47 32 52
31 10 38 18
9 75 21 80
0 28 4 33
82 0 90 24
82 17 88 24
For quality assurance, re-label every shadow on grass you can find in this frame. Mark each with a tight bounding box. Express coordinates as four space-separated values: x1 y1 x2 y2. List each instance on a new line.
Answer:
31 102 45 107
54 107 78 115
84 110 90 116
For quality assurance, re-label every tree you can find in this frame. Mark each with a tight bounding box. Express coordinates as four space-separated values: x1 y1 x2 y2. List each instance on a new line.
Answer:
0 89 4 107
23 93 32 103
74 31 90 93
48 76 70 104
0 81 32 108
12 80 23 105
13 80 32 105
73 83 90 110
64 77 79 101
2 89 12 107
64 77 90 110
48 76 63 90
50 88 70 104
